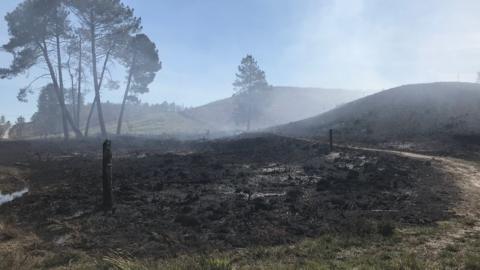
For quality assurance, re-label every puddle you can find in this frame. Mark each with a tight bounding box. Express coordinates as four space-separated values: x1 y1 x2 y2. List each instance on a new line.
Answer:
250 192 286 199
0 188 28 206
325 152 341 162
218 185 286 200
238 191 286 200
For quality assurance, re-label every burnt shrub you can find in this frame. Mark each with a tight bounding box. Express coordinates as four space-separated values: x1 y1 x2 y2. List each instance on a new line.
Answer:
344 217 376 236
377 220 395 237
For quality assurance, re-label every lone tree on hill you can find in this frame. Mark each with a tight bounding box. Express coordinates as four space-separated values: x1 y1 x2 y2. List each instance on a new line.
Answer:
232 55 270 131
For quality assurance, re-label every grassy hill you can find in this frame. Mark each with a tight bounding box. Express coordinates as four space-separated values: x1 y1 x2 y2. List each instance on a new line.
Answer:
272 82 480 142
184 86 366 131
71 103 215 139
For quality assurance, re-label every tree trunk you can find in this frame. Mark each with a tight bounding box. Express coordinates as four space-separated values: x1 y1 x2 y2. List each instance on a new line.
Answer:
116 57 135 135
84 99 96 137
84 51 110 136
70 87 76 120
85 36 113 136
247 103 251 132
55 33 70 140
90 17 107 138
66 50 77 124
76 39 82 128
40 40 83 138
68 66 76 124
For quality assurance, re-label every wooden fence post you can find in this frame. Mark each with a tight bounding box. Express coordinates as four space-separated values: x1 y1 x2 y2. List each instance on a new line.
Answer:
329 129 333 152
103 140 113 211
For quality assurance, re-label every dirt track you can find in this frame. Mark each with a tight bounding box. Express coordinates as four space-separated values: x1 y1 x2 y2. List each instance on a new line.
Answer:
345 145 480 255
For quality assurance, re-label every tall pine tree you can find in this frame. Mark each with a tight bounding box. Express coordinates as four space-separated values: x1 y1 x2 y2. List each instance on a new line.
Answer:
116 34 161 135
70 0 141 138
1 0 83 139
232 55 270 131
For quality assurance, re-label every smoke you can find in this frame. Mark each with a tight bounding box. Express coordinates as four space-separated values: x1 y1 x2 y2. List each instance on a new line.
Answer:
284 0 480 91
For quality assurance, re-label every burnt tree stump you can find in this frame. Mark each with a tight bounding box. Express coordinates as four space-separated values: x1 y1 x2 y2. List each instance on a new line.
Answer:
103 140 113 211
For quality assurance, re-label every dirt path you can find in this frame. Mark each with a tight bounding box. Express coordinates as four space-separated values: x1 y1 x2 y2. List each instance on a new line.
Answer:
345 145 480 255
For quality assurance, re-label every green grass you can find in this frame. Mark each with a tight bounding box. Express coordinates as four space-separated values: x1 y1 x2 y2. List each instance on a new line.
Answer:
94 222 480 270
1 220 480 269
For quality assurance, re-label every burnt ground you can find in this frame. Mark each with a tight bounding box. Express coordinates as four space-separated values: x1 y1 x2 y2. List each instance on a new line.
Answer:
0 135 460 259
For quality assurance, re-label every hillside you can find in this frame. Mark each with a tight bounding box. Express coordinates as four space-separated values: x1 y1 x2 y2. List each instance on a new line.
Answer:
184 86 366 131
71 86 366 137
11 87 365 139
272 82 480 141
86 104 212 138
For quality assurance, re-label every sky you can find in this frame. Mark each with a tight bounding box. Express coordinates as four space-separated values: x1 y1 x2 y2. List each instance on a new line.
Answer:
1 0 480 121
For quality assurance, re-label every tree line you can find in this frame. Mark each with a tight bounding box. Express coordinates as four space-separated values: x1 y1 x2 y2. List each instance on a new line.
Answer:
0 0 161 139
30 86 188 138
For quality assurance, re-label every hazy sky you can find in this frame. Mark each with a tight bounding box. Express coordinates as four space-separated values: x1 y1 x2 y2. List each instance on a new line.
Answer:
1 0 480 120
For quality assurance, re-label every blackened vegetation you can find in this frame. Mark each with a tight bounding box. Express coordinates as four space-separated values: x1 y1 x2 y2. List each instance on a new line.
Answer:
452 134 480 147
0 135 458 257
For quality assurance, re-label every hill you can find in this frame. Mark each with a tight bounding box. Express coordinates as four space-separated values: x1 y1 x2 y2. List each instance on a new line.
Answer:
184 86 366 131
272 82 480 142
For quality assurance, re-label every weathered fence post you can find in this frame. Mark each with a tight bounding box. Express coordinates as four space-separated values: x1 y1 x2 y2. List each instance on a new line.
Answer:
329 129 333 152
102 140 113 211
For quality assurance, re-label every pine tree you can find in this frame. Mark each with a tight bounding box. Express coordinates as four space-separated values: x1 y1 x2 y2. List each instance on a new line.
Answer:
15 116 26 138
1 0 83 139
70 0 141 138
31 84 62 136
116 34 161 135
232 55 270 131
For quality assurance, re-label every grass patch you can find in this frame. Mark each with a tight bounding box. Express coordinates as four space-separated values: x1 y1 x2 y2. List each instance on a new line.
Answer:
103 255 233 270
1 221 479 270
40 252 82 269
464 252 480 270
